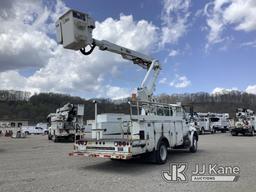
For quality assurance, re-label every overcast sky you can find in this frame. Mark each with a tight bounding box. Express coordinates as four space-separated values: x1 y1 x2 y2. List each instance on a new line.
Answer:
0 0 256 99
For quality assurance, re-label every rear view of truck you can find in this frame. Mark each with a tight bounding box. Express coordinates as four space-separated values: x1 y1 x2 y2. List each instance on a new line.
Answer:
231 108 256 136
47 103 84 142
70 101 198 164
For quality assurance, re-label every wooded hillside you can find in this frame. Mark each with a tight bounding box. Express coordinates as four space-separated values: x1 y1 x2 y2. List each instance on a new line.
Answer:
0 91 256 124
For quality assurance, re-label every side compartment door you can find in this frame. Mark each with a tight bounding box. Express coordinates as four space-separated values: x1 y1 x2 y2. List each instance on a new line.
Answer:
146 122 155 151
174 121 184 146
170 122 176 147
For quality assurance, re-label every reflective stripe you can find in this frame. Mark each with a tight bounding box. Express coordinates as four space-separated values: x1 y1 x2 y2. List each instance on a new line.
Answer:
69 152 132 159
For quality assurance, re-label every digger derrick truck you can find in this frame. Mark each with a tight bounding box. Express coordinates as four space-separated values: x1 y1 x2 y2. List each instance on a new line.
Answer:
47 103 84 142
56 9 198 164
231 108 256 136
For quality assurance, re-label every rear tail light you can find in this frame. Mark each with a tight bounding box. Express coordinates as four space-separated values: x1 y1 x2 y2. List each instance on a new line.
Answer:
114 141 130 147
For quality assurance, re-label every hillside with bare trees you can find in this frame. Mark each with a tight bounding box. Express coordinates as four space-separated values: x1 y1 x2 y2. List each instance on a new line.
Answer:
0 91 256 123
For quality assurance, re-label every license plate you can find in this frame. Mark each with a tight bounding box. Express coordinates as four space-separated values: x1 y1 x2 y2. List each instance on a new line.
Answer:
118 147 123 152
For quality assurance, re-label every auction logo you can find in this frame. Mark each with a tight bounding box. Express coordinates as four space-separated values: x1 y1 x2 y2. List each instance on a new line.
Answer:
162 163 188 182
162 163 240 182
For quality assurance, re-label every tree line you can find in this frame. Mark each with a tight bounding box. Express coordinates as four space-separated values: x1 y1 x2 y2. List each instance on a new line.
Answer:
0 91 255 124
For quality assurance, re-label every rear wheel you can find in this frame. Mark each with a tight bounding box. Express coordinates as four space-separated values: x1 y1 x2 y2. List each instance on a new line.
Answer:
48 133 52 140
53 134 58 142
156 142 168 164
69 135 75 142
250 129 255 136
189 135 198 153
201 127 205 135
231 131 238 136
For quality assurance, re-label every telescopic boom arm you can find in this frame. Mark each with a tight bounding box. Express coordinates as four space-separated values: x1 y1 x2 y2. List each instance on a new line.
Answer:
56 9 161 102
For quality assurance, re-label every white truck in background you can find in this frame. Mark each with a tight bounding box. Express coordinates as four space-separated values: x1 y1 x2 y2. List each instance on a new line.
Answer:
231 108 256 136
21 122 48 135
197 113 230 134
56 9 198 164
47 103 84 142
197 113 213 134
210 113 230 133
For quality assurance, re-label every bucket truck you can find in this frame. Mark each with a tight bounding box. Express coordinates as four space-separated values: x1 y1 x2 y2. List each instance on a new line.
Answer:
47 103 84 142
56 9 198 164
231 108 256 136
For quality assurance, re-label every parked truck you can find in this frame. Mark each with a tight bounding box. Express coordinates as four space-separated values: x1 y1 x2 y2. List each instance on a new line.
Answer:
209 113 230 133
231 108 256 136
197 113 230 134
47 103 84 142
55 9 198 164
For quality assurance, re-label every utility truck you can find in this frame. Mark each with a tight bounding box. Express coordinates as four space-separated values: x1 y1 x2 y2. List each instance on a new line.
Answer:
210 113 230 133
197 113 229 134
47 103 84 142
56 9 198 164
231 108 256 136
197 113 214 134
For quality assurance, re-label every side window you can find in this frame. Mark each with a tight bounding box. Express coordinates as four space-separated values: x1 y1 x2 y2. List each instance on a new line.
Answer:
157 107 164 116
169 109 173 116
11 122 15 127
164 107 170 116
18 123 22 127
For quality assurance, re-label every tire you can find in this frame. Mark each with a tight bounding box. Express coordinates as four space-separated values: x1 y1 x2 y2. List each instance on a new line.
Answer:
231 131 237 136
53 134 58 142
201 127 205 135
249 129 254 136
189 135 198 153
25 131 29 135
69 135 75 142
156 142 168 164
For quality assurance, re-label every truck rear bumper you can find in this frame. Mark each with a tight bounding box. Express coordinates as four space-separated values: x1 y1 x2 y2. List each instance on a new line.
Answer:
231 128 251 134
69 151 133 160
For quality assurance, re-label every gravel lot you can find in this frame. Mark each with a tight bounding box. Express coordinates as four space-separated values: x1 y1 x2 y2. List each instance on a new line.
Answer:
0 133 256 192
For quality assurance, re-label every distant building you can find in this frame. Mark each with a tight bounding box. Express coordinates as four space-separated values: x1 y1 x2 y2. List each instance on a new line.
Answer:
0 119 29 131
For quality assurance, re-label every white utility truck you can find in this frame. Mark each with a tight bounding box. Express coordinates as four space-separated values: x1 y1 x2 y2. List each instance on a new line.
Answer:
197 113 213 134
197 113 229 134
47 103 84 142
56 9 198 164
210 113 230 133
231 108 256 136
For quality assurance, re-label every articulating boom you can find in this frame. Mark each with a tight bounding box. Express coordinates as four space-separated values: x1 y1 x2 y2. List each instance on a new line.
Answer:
56 9 161 102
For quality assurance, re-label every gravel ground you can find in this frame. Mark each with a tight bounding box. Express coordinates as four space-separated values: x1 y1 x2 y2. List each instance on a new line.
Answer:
0 133 256 192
